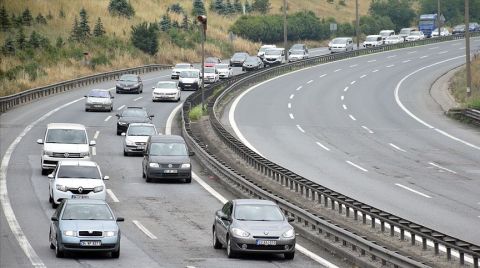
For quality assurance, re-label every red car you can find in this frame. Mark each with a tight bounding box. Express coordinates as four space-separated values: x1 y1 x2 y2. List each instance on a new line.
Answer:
204 57 221 67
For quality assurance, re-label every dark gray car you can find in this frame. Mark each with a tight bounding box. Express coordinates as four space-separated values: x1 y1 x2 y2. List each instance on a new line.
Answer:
212 199 296 259
142 135 194 183
116 107 154 135
115 74 143 94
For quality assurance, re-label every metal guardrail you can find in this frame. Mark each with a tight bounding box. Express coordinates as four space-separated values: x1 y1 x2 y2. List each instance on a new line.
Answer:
0 64 171 114
182 34 480 267
464 108 480 125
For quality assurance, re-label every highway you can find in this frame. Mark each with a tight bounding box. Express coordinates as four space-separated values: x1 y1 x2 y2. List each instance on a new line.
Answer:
230 38 480 245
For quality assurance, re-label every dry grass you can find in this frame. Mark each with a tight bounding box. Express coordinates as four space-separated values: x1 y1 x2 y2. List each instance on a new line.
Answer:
449 56 480 108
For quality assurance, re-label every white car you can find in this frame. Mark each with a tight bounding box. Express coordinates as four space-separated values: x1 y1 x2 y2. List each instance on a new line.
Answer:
171 63 194 79
257 44 276 59
263 48 286 65
379 30 395 42
405 31 425 41
384 35 404 45
288 50 308 62
48 160 108 208
363 35 383 48
152 81 180 102
329 37 354 53
37 123 95 175
431 27 450 37
216 64 233 79
203 67 219 84
179 69 201 90
122 123 158 156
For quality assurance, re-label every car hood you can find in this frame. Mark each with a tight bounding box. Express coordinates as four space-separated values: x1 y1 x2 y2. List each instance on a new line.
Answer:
204 73 216 77
117 81 137 87
179 77 199 83
235 220 291 236
172 68 190 73
44 143 89 153
125 135 150 143
153 88 178 94
119 117 150 124
60 220 118 232
55 178 105 188
149 155 190 164
86 97 111 104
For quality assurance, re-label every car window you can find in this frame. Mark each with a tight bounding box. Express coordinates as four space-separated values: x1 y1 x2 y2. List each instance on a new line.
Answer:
88 90 110 98
119 75 137 82
265 50 282 55
222 202 232 216
46 129 87 144
61 204 114 220
122 109 148 117
216 64 229 69
57 166 101 179
127 125 156 136
180 71 199 78
156 82 176 89
234 204 284 221
175 64 191 69
149 142 188 156
204 67 216 73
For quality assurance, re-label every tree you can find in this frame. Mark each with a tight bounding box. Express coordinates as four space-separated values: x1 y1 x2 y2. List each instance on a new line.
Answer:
69 16 83 41
369 0 415 32
93 17 106 37
2 37 15 55
79 8 91 38
252 0 270 14
28 31 40 48
225 0 235 14
213 0 225 14
36 13 47 24
169 3 184 14
108 0 135 18
244 1 253 13
234 0 243 13
22 8 33 26
59 6 65 18
192 0 206 16
16 27 26 49
182 13 189 30
160 14 171 31
131 22 158 55
0 6 10 31
46 10 53 20
55 36 64 48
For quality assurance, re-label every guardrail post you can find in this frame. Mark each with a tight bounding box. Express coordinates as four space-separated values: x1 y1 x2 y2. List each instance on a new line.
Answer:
446 247 451 260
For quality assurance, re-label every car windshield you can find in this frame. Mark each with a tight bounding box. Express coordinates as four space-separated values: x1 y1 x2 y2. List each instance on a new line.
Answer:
57 166 101 179
245 57 258 63
332 38 347 44
232 53 246 59
379 31 391 37
290 50 304 55
119 75 137 82
290 44 303 50
204 67 215 73
46 129 87 144
205 58 218 63
399 29 410 35
62 204 114 220
234 204 284 221
127 125 156 136
455 25 465 30
175 64 190 69
386 36 398 40
265 49 282 55
366 36 379 41
180 71 199 78
156 82 176 89
149 142 188 156
122 109 147 117
216 64 229 69
88 90 110 98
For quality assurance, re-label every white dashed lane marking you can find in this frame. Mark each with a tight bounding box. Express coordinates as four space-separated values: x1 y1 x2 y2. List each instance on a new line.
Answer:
372 69 379 73
93 130 100 139
296 86 303 91
367 60 376 63
104 116 112 122
290 94 295 99
307 80 313 84
288 103 291 109
389 143 407 152
132 220 158 239
346 161 368 172
402 60 411 63
429 47 439 50
428 162 457 174
348 114 356 121
344 86 349 92
349 64 358 68
316 142 331 151
92 147 96 156
133 96 143 101
362 126 374 134
408 51 417 54
438 51 448 54
386 64 395 68
420 55 429 59
342 104 347 110
360 74 367 78
334 69 342 72
395 183 432 198
296 125 305 133
107 189 120 202
289 113 295 119
387 55 397 58
319 74 327 78
350 81 356 85
117 105 125 110
341 95 344 100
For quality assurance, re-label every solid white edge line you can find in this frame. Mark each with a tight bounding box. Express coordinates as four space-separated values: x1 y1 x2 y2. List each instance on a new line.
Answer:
395 183 432 198
93 130 100 140
346 161 368 172
348 114 356 121
428 162 457 174
296 125 306 133
104 115 112 122
316 142 331 151
389 143 407 152
106 189 120 202
117 104 125 111
296 244 339 268
0 97 83 268
165 103 183 135
132 220 158 239
289 113 295 119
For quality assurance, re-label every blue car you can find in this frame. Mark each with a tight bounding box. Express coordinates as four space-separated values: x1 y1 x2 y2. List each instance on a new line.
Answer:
49 199 124 258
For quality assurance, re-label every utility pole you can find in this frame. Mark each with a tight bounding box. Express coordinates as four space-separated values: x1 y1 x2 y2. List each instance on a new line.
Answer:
465 0 472 97
283 0 288 61
437 0 441 37
197 15 207 109
356 0 359 50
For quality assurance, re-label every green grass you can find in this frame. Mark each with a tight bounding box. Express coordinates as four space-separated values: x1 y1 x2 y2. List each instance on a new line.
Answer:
188 104 206 121
449 58 480 109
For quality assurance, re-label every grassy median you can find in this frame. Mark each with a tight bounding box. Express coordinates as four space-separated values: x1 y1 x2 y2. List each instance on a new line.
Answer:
449 55 480 109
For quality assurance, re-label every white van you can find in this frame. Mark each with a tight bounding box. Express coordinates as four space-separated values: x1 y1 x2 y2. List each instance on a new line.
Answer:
329 37 354 53
257 44 276 59
263 48 286 66
379 30 395 43
37 123 95 175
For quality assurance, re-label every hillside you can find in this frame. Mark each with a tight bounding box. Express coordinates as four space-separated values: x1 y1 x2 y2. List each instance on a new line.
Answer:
0 0 371 96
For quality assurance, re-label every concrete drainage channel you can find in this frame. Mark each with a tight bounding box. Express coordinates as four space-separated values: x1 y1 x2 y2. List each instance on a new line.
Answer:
181 37 480 267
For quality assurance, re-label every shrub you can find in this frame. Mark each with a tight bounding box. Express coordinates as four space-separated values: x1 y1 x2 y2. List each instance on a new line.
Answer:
252 0 270 14
36 13 47 25
93 17 106 37
90 53 110 69
108 0 135 18
189 105 204 121
169 3 184 14
131 22 158 55
0 6 10 31
192 0 206 16
21 8 33 26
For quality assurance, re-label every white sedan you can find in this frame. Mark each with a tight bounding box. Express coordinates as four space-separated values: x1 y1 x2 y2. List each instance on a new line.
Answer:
171 63 194 79
405 31 425 41
216 64 233 79
384 35 404 45
431 27 450 37
152 81 181 102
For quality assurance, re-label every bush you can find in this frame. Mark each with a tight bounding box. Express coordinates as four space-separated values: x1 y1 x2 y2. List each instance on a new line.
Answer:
108 0 135 18
192 0 206 16
131 22 158 55
189 105 204 121
90 53 110 69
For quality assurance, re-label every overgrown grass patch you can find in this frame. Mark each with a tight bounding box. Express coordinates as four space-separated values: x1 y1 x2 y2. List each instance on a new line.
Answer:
188 104 206 121
449 57 480 109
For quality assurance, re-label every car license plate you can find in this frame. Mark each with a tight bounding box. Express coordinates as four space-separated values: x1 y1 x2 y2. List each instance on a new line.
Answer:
256 240 277 246
137 145 145 150
164 169 178 174
72 195 89 199
184 84 191 87
80 240 101 246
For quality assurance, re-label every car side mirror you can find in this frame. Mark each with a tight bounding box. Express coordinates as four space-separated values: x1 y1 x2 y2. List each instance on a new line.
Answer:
48 174 54 179
189 151 195 156
89 140 96 146
220 214 230 221
121 133 126 136
111 96 114 99
51 216 58 221
116 217 125 222
115 114 120 118
288 216 295 223
37 139 44 144
103 176 110 180
149 115 154 118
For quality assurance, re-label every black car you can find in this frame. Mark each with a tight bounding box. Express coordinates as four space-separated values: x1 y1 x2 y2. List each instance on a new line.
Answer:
115 74 143 94
452 24 466 35
115 107 154 135
229 52 249 67
142 135 194 183
242 56 264 71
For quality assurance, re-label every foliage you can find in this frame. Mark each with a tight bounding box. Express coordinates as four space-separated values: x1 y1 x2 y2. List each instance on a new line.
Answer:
167 28 196 49
93 17 106 37
21 8 33 26
168 3 184 14
79 8 91 38
36 13 47 25
252 0 270 14
108 0 135 18
160 14 172 31
2 37 15 55
359 15 395 35
192 0 207 16
16 27 26 49
0 6 10 31
130 22 158 55
189 104 205 121
369 0 415 32
244 0 253 13
28 31 41 48
234 0 243 13
419 0 480 26
182 13 190 30
90 53 110 69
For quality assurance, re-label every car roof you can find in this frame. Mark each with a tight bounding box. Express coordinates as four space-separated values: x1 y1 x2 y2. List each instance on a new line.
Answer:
128 123 155 127
57 160 98 167
175 63 191 65
47 123 86 130
89 89 110 92
125 106 146 110
64 199 108 205
150 134 185 143
233 199 277 206
367 35 381 37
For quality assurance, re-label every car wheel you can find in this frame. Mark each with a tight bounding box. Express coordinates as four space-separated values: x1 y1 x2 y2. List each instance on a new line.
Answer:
117 129 122 136
213 227 222 249
185 178 191 183
110 106 113 112
111 244 120 258
123 151 129 156
49 230 55 249
226 236 236 258
51 200 58 209
41 168 49 176
116 90 119 94
284 251 295 260
55 239 64 258
49 191 53 204
145 174 152 183
85 108 89 112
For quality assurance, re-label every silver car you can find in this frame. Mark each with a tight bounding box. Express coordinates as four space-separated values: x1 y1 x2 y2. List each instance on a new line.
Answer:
49 199 124 258
123 123 157 156
212 199 296 259
85 89 114 112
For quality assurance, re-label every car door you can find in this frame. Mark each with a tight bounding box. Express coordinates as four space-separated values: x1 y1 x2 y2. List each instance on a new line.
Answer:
216 201 232 244
142 137 151 174
50 201 64 244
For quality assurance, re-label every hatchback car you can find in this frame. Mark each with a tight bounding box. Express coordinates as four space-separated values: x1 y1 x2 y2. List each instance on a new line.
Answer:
84 89 114 112
142 135 194 183
37 123 95 175
115 74 143 94
405 31 425 41
49 199 123 258
122 123 157 156
216 64 233 79
229 52 249 67
152 81 180 102
212 199 296 259
116 107 154 135
171 63 194 79
384 35 404 45
48 160 108 208
178 69 201 90
242 56 264 71
203 67 219 84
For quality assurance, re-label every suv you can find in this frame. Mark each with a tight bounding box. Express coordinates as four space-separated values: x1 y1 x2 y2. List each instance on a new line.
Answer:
48 160 108 208
203 67 219 84
37 123 95 175
142 135 194 183
116 107 154 135
229 52 249 67
379 30 395 43
115 74 143 94
123 123 158 156
178 69 202 90
263 48 286 66
399 28 417 40
329 37 354 53
171 63 194 79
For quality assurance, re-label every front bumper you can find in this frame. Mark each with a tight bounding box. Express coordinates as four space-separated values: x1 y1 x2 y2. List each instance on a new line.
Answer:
230 61 243 67
204 77 216 84
85 103 110 111
53 189 106 204
152 93 178 101
124 143 146 154
60 235 119 253
145 167 191 180
116 85 140 93
230 236 296 254
330 47 347 53
42 155 90 170
179 82 199 90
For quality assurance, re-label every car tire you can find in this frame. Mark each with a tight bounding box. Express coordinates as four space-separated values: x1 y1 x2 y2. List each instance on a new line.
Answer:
52 201 58 209
226 236 236 258
111 245 120 258
117 129 122 136
49 192 53 203
110 106 113 112
185 178 191 183
213 227 222 249
284 251 295 260
123 151 129 156
55 239 64 258
145 174 152 183
49 230 55 249
41 168 49 176
85 108 89 112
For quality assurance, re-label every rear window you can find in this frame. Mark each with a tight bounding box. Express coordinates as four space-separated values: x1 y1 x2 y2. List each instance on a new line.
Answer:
127 125 156 136
46 129 87 144
57 166 101 179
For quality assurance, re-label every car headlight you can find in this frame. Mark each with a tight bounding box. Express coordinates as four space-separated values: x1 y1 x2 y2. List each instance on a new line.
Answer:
149 163 159 168
181 163 190 169
104 231 116 237
282 228 295 238
231 228 250 238
118 122 127 125
93 186 104 193
125 139 136 146
56 184 67 192
80 151 89 157
43 150 53 156
63 230 77 237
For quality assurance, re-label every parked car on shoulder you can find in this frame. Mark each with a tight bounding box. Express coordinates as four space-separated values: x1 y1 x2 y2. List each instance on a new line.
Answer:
452 24 465 35
242 56 264 71
48 160 108 208
257 44 276 60
405 31 425 41
431 27 450 37
212 199 296 259
230 52 249 67
49 199 123 258
205 57 221 67
329 37 354 53
363 35 383 48
152 81 180 102
384 35 404 44
115 107 154 135
171 63 194 79
142 135 194 183
122 123 157 156
84 89 114 112
115 74 143 94
216 64 233 79
178 69 202 91
263 48 285 66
